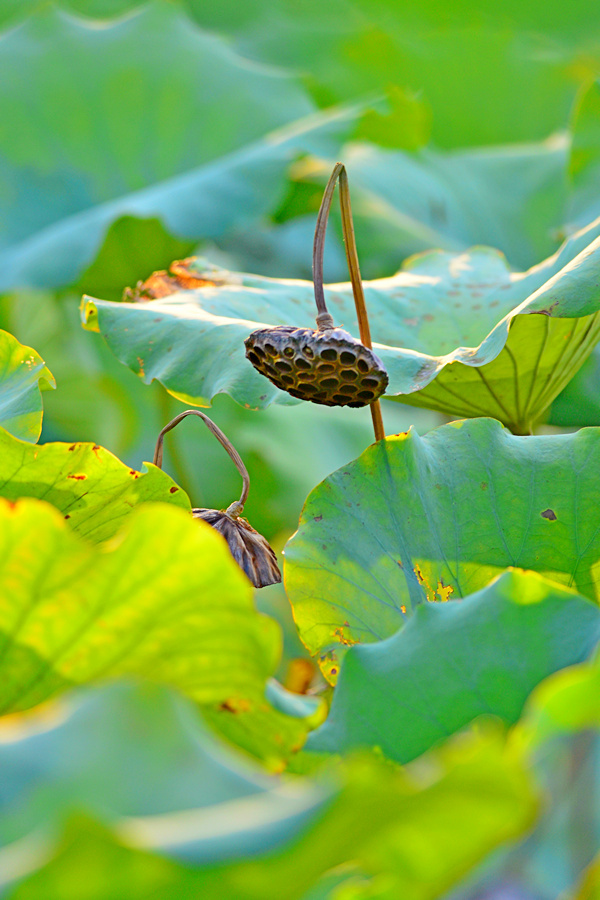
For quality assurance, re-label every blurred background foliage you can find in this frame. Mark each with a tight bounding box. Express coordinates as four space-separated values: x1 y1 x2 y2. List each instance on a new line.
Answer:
3 0 600 896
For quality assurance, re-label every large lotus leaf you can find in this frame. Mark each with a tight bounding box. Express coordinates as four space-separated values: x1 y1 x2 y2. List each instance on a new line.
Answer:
193 0 585 149
0 498 279 716
82 216 600 431
284 417 600 680
445 650 600 899
0 699 537 900
0 330 55 442
307 570 600 763
0 3 353 292
0 427 190 543
285 137 568 274
0 682 327 854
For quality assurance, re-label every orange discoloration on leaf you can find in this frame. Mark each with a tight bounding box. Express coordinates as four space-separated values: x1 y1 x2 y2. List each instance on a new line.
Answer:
333 626 359 647
414 563 454 603
67 474 87 481
122 257 220 302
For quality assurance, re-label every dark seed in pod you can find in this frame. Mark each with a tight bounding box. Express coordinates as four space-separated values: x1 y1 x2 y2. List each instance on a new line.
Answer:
332 394 348 403
295 357 311 370
340 351 356 364
303 346 314 358
339 384 357 394
253 346 266 358
321 378 339 389
247 351 261 366
357 358 369 373
320 348 337 361
275 360 293 372
316 363 335 374
357 390 375 400
341 369 358 382
361 377 379 388
298 372 316 382
283 346 295 358
281 375 294 385
264 343 277 356
301 383 318 393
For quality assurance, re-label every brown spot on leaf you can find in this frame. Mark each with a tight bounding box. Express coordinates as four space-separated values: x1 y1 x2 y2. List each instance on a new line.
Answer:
169 486 179 493
314 514 323 522
541 508 557 520
64 514 70 519
481 481 488 490
136 357 145 377
67 474 87 481
537 302 559 317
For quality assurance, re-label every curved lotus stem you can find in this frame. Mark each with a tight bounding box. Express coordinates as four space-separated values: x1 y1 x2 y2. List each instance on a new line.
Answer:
153 409 249 517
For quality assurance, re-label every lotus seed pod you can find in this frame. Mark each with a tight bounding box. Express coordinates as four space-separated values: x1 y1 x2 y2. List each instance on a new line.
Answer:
245 325 388 408
192 508 281 588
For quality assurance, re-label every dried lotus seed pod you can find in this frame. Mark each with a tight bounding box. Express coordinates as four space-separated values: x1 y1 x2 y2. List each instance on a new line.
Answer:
245 324 388 408
192 508 281 588
244 162 387 441
153 410 281 588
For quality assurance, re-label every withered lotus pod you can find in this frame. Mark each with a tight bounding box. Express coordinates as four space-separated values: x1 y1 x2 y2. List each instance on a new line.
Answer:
153 410 281 588
245 325 388 408
244 163 387 441
191 508 281 589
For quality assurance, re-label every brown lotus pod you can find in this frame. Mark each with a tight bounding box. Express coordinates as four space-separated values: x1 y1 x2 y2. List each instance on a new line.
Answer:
153 410 281 588
244 162 388 438
192 507 281 588
245 324 388 408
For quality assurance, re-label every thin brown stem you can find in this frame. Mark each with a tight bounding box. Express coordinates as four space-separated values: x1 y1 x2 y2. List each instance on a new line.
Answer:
153 410 250 516
313 162 386 442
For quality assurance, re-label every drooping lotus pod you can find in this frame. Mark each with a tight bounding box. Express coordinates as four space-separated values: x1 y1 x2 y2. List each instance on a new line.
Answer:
153 410 281 588
244 163 388 424
245 325 388 408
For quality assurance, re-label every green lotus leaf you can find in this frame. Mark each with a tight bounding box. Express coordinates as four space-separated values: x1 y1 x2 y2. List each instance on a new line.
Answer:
0 3 340 292
0 427 189 543
0 330 55 442
284 417 600 680
307 570 600 763
0 499 279 716
459 647 600 897
82 216 600 431
288 136 568 273
0 684 537 900
0 682 327 853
